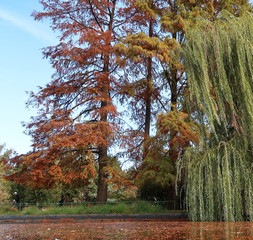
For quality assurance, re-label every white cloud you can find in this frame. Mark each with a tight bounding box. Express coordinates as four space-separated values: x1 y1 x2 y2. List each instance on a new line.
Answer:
0 8 56 44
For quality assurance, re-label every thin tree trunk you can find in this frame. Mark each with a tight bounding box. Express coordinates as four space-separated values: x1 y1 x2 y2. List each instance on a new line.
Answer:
169 31 180 209
144 59 152 137
143 9 153 158
96 144 108 202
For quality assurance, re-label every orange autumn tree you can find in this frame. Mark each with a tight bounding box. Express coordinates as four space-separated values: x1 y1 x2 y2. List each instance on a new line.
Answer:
114 0 210 201
115 0 216 163
7 0 130 202
115 0 179 164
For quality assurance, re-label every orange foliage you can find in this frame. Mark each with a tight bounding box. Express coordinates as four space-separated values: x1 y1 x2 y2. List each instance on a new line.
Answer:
104 165 134 191
157 111 200 161
5 0 217 190
6 0 130 191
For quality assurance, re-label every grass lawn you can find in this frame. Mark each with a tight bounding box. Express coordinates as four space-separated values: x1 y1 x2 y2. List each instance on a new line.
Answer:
0 202 185 215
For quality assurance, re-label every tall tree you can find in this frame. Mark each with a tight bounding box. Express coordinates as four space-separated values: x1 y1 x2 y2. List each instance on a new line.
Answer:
178 11 253 221
7 0 130 202
115 0 179 162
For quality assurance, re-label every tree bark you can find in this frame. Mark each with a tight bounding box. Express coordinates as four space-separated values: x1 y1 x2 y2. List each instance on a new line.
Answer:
96 71 109 202
96 1 115 201
96 145 108 202
143 7 153 158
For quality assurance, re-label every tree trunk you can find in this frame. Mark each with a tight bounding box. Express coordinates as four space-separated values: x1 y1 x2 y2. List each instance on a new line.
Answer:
169 31 179 209
143 11 153 158
96 88 109 202
96 145 108 202
96 77 109 202
144 59 152 137
96 17 112 201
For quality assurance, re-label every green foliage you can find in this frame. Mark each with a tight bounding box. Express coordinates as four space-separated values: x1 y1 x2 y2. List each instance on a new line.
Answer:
72 180 97 202
138 180 170 201
136 109 200 193
0 205 19 215
116 32 178 64
139 155 175 187
0 145 12 202
178 11 253 221
10 183 62 204
108 184 138 202
183 11 253 141
178 136 253 221
136 135 175 187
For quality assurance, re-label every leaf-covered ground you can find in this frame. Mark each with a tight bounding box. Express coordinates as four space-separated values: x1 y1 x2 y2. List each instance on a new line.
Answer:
0 221 253 239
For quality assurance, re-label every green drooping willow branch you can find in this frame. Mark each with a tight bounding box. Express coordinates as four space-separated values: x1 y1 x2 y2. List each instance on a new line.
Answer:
178 137 253 221
183 11 253 139
177 11 253 221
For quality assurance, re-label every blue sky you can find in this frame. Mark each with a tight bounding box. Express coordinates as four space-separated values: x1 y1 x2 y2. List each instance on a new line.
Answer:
0 1 253 155
0 0 57 154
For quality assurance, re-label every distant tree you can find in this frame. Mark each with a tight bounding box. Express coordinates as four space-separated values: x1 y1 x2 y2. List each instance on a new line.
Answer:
0 145 12 202
104 156 137 201
136 109 199 205
9 183 62 204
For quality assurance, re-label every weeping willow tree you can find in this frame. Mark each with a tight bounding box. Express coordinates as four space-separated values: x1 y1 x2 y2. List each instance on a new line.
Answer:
178 11 253 221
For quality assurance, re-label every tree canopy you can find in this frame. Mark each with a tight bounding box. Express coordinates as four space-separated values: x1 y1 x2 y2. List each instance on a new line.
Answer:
178 11 253 221
3 0 253 219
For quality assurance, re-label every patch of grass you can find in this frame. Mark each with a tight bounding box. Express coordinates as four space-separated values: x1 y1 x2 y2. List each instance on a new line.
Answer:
0 206 19 215
84 203 130 214
0 202 182 215
22 205 85 215
22 207 37 215
137 202 162 213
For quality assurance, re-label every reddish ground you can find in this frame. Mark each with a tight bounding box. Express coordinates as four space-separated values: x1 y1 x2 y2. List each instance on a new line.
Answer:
0 221 253 239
